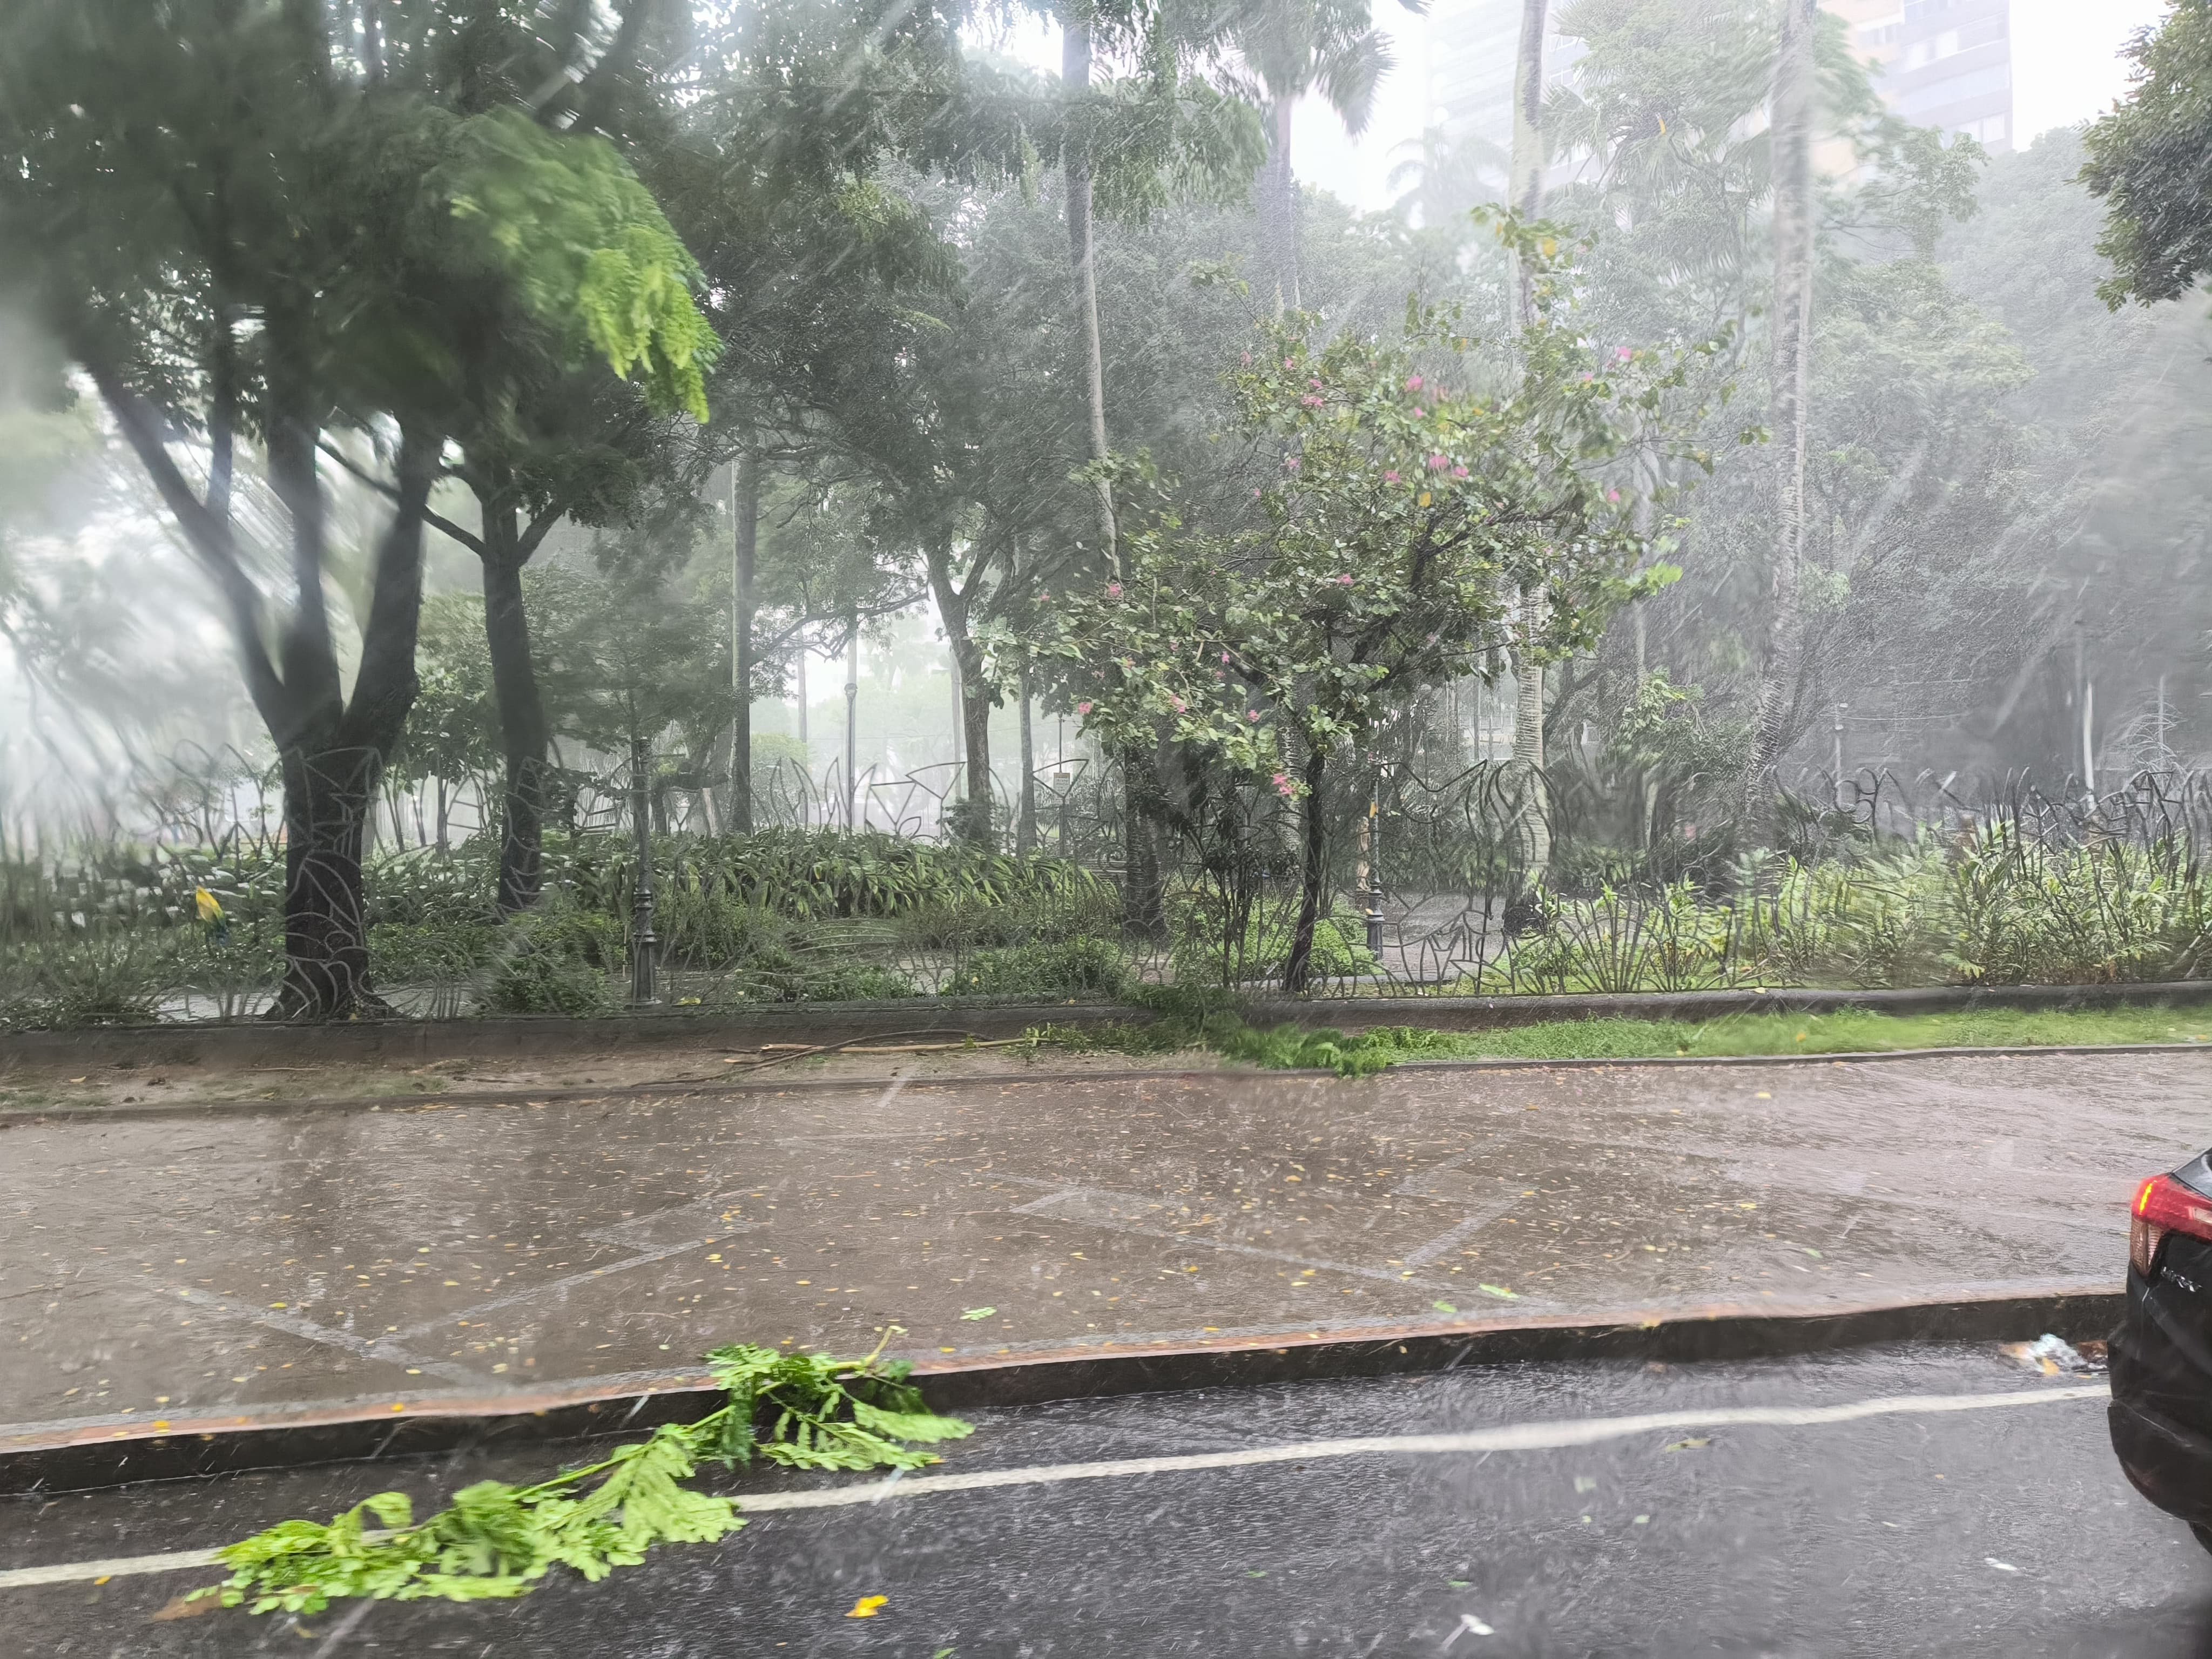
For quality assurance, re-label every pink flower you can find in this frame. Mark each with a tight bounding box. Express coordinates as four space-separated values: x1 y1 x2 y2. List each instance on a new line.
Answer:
1241 350 1252 365
1426 453 1448 470
1171 696 1187 713
1607 487 1621 502
1285 456 1300 471
1405 375 1423 392
1384 469 1401 483
1337 574 1353 585
1284 357 1296 369
1106 581 1122 598
1452 464 1469 479
1580 372 1595 382
1247 709 1261 722
1076 700 1093 715
1215 670 1226 681
1273 772 1293 797
1615 346 1634 361
1412 407 1426 420
1220 651 1232 663
1253 487 1263 497
1301 395 1324 409
1308 377 1322 390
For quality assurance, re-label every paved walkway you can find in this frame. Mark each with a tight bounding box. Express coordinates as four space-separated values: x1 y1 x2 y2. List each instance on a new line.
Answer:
2 1050 2203 1447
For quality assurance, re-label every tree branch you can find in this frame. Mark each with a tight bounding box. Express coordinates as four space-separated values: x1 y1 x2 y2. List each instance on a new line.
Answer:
87 362 289 732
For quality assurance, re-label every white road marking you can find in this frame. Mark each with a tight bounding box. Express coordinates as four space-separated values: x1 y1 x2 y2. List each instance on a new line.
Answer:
0 1382 2108 1591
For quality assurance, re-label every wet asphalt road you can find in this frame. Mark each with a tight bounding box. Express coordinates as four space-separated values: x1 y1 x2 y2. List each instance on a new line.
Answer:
8 1050 2203 1444
6 1341 2211 1657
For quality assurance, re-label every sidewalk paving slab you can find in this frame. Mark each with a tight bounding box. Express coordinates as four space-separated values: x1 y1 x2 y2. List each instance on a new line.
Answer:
0 1050 2197 1482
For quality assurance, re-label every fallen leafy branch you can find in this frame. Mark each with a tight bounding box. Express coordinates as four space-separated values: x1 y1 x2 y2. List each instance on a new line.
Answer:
193 1334 970 1616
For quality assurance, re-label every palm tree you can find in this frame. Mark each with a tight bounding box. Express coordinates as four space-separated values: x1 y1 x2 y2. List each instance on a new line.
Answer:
1224 0 1414 311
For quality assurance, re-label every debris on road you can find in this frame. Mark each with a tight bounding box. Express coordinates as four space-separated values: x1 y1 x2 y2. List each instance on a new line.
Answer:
2002 1334 2107 1376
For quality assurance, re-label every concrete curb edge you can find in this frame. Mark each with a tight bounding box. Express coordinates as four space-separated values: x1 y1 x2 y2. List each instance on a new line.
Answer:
0 1284 2122 1494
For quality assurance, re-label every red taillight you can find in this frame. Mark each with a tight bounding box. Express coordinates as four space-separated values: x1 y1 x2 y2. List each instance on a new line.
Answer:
2132 1173 2212 1277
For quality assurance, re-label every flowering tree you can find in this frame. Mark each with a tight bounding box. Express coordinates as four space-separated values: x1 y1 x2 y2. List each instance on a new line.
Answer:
1036 219 1715 990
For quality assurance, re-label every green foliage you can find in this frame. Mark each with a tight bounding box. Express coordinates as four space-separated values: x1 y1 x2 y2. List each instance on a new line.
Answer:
483 900 625 1017
942 936 1128 999
444 110 720 422
643 831 1109 924
700 1341 972 1471
198 1339 968 1618
1480 830 2212 994
2083 0 2212 309
1044 258 1703 793
1168 893 1376 983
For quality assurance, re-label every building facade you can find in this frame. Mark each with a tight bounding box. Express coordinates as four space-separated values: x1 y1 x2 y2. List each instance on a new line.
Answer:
1424 0 2012 182
1830 0 2012 152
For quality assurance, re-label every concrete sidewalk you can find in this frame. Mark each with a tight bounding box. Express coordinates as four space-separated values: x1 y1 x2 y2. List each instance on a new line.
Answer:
2 1049 2201 1468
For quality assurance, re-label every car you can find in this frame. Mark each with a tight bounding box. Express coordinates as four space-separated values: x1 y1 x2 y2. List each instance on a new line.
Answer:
2109 1151 2212 1552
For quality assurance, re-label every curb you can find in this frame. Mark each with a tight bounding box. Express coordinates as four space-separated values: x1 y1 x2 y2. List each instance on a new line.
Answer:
0 1285 2121 1494
10 980 2212 1072
10 1043 2212 1128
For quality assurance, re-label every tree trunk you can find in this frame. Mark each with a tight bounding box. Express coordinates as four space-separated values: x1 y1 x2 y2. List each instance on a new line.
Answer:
953 637 995 846
1509 0 1548 231
1512 632 1550 880
1508 0 1552 881
267 427 436 1019
1280 745 1331 994
1257 95 1300 312
1743 0 1817 838
1062 12 1117 571
728 449 759 834
274 742 380 1017
481 525 550 916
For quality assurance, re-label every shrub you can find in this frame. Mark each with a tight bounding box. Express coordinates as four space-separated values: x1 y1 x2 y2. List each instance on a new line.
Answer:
482 903 623 1016
943 936 1127 999
1168 893 1378 985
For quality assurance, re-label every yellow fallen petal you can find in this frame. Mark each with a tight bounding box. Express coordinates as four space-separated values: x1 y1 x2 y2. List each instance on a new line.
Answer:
846 1595 888 1619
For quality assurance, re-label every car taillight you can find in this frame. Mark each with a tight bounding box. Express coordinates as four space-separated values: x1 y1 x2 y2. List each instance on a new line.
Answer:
2132 1174 2212 1277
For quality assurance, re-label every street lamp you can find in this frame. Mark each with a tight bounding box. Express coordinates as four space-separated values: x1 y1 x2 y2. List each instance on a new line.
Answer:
629 734 658 1006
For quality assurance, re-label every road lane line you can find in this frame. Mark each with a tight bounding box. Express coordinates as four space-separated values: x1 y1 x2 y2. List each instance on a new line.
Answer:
0 1382 2109 1591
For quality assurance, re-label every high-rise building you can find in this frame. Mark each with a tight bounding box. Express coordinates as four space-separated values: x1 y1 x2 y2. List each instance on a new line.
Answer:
1422 0 1583 200
1425 1 2011 183
1830 0 2013 153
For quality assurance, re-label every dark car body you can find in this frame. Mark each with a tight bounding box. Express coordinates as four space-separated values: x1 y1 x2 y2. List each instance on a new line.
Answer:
2110 1149 2212 1533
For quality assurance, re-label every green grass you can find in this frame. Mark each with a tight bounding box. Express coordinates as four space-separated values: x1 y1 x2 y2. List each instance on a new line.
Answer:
1027 1002 2212 1076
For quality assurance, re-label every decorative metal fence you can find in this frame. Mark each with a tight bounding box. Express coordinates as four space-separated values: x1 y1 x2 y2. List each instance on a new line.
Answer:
9 735 2212 1025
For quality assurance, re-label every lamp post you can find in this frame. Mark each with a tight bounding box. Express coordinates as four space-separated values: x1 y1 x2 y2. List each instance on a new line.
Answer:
629 734 657 1006
844 617 860 831
1831 702 1848 807
1365 781 1385 959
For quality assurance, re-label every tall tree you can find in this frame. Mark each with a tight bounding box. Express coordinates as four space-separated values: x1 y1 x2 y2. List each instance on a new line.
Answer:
1739 0 1815 833
0 2 713 1015
1048 252 1698 990
1507 0 1552 880
1063 6 1122 567
2083 0 2212 313
1224 0 1408 310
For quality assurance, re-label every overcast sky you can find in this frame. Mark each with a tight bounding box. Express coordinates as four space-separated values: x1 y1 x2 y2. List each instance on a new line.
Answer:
993 1 2175 214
